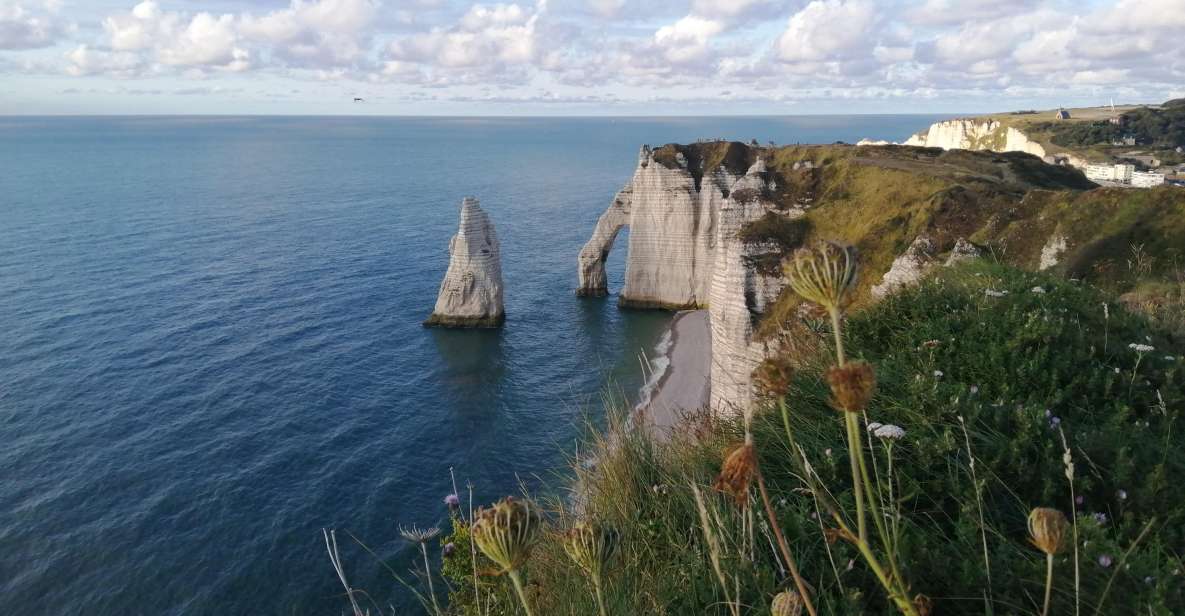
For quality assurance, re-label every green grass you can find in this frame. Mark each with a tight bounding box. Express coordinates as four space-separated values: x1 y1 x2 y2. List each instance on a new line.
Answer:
438 261 1185 615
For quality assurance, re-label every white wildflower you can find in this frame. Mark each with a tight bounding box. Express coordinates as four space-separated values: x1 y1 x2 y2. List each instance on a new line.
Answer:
866 422 883 432
1165 356 1176 362
985 289 1008 298
1031 286 1046 294
933 370 944 378
873 424 906 440
970 385 979 394
1129 343 1154 353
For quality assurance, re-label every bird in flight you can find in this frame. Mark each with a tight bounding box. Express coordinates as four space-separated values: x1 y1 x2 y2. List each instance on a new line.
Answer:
353 97 364 103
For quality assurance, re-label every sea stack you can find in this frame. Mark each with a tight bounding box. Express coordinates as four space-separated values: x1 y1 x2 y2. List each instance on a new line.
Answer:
424 197 505 328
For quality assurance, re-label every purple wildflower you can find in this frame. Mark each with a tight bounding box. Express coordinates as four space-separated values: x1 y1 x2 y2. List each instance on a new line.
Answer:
444 493 461 508
1098 554 1113 568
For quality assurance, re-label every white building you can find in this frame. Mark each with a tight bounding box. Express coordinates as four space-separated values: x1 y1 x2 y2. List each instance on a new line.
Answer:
1086 163 1134 183
1132 171 1166 187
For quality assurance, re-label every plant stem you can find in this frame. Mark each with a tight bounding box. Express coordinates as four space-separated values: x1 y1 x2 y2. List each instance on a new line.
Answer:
830 309 846 366
508 569 535 616
1093 518 1156 616
421 543 442 615
756 470 819 616
593 578 608 616
845 412 868 544
1041 553 1054 616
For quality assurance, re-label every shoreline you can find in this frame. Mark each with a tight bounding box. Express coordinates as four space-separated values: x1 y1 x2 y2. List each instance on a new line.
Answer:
635 309 711 437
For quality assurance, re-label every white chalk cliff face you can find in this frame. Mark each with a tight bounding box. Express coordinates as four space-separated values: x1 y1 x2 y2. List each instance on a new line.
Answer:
900 119 1086 168
425 197 505 328
578 145 784 415
707 159 788 415
577 145 737 308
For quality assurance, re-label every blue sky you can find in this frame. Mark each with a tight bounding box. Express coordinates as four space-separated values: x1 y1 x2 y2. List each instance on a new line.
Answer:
1 0 1182 115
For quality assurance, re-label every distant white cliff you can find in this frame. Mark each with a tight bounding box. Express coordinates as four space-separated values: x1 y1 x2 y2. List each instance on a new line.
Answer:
877 119 1087 168
425 197 505 328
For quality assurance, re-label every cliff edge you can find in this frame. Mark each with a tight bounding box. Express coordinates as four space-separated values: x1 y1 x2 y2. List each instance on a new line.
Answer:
580 141 1185 418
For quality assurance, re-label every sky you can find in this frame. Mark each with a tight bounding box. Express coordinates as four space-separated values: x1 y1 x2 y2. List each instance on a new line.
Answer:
1 0 1183 115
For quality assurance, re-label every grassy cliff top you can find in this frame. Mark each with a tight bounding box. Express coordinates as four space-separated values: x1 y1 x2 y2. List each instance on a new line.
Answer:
718 143 1183 333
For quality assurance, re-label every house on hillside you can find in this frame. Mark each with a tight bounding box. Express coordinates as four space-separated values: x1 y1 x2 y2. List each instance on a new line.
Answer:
1054 108 1072 120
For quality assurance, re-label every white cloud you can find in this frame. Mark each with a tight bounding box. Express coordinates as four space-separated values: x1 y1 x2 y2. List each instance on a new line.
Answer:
775 0 877 63
0 0 62 49
8 0 1184 111
65 44 142 76
384 1 545 81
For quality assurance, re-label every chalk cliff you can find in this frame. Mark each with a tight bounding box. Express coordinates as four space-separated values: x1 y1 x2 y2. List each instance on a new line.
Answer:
582 140 1142 418
898 119 1086 167
425 197 505 328
707 159 788 415
577 144 756 308
578 143 784 414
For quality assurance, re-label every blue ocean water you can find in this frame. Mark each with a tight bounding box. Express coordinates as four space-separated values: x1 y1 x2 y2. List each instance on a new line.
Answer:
0 114 947 615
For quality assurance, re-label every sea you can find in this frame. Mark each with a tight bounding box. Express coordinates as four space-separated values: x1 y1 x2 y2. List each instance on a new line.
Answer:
0 114 948 615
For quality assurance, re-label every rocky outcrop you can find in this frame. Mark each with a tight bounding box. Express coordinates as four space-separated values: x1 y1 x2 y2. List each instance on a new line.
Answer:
871 236 983 298
578 144 784 415
871 236 937 299
576 145 751 308
901 119 1087 168
425 197 505 328
1039 233 1068 270
707 159 788 415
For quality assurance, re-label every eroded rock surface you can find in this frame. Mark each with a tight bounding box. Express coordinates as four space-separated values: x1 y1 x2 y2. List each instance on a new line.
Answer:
425 197 505 328
576 145 751 308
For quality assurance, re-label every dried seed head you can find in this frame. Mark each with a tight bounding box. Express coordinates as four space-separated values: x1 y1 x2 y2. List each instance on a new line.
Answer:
1028 507 1069 556
713 442 758 508
771 589 804 616
471 496 542 573
913 593 933 616
826 360 876 412
784 241 858 313
398 525 441 544
562 521 619 581
754 357 795 398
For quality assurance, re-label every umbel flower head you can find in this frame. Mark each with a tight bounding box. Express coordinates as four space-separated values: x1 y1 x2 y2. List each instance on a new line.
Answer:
826 360 876 412
784 241 858 313
771 589 804 616
714 442 758 507
472 497 542 574
1028 507 1069 556
399 525 441 544
562 521 620 580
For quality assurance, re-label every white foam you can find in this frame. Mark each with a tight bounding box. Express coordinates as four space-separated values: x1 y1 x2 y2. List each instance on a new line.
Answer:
634 326 674 412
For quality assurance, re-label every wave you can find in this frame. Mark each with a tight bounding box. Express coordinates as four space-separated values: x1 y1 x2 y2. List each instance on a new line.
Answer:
634 326 674 412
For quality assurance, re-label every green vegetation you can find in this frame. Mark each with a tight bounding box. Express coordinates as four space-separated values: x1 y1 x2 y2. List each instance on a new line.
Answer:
738 213 812 275
428 260 1183 615
1037 104 1185 151
735 144 1185 334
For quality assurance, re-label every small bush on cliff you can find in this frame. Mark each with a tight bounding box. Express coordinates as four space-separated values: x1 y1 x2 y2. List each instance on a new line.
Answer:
438 260 1184 615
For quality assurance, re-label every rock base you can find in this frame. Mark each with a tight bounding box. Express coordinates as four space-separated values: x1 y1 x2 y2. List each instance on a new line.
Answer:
423 312 506 328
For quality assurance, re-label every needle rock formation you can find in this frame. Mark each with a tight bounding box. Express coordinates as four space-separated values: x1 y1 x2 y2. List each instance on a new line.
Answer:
425 197 505 328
